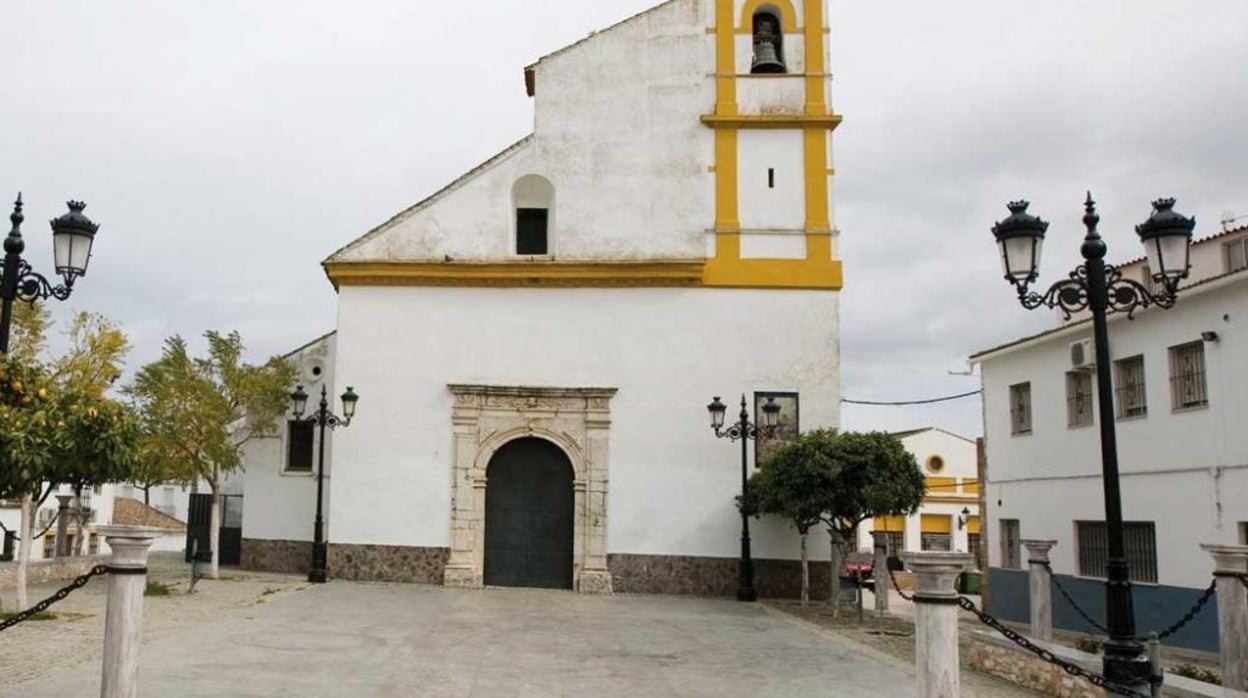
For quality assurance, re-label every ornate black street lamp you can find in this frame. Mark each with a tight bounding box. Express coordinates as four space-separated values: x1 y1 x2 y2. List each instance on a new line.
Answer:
1 194 100 353
707 394 781 602
290 384 359 584
991 193 1195 691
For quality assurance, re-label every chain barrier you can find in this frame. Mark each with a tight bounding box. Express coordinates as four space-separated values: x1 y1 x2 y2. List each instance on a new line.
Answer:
0 564 108 632
1048 571 1111 634
1144 581 1215 642
955 595 1150 698
886 564 1149 698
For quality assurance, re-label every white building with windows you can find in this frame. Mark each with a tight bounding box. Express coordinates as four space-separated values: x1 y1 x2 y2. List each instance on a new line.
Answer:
855 427 981 562
240 0 847 598
972 225 1248 651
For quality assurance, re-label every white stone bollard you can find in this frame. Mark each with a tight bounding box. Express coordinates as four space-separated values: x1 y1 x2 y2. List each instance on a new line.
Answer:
872 531 890 614
1200 543 1248 691
1022 539 1057 642
99 525 162 698
903 552 975 698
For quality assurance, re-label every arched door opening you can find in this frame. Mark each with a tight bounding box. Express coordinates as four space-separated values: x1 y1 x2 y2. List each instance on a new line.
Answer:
483 437 575 589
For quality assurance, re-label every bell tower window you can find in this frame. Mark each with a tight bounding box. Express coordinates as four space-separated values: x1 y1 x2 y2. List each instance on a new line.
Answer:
512 174 555 256
750 10 786 74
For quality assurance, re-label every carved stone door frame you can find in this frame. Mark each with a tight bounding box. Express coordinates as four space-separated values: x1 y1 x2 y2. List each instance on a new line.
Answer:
442 384 616 593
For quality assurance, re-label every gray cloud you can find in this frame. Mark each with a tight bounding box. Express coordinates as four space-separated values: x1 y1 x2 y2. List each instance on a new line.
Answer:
2 0 1245 439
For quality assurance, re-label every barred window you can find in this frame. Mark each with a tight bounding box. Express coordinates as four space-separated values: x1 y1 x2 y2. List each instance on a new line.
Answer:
1226 237 1248 273
1009 383 1032 435
1168 342 1208 410
1114 356 1147 419
1076 521 1158 583
42 533 55 559
286 420 315 473
967 533 983 568
1000 519 1021 569
1066 371 1094 427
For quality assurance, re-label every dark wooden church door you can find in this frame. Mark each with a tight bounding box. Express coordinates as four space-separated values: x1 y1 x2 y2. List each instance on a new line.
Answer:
483 438 574 590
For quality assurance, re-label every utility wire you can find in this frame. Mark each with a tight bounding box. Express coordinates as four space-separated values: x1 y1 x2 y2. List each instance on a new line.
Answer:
841 389 983 406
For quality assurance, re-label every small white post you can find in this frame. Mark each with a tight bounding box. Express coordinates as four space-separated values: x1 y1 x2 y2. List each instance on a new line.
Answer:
903 551 975 698
1022 539 1057 642
1200 543 1248 691
99 525 162 698
871 531 890 614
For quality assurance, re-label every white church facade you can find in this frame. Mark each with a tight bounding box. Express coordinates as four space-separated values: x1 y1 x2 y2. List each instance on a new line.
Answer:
241 0 845 597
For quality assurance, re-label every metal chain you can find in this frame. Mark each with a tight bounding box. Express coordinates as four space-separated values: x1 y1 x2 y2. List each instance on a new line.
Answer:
886 566 913 601
1048 570 1110 635
1144 580 1215 642
0 564 108 632
956 595 1150 698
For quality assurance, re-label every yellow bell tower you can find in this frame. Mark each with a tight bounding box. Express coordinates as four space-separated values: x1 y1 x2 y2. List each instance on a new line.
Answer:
703 0 843 289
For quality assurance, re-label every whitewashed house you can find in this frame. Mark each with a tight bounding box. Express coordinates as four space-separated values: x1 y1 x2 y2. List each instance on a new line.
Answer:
855 427 981 562
241 0 847 597
972 225 1248 651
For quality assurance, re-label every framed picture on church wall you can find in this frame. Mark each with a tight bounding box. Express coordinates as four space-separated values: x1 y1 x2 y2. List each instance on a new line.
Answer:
754 391 799 467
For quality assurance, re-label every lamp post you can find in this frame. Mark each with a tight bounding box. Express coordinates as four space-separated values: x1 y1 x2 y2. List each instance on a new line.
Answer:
1 194 100 353
707 394 781 602
990 193 1195 691
290 384 359 584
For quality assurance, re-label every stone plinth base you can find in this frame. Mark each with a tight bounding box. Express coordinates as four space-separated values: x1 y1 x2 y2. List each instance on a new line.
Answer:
576 569 614 594
328 544 449 584
241 538 311 575
442 566 479 588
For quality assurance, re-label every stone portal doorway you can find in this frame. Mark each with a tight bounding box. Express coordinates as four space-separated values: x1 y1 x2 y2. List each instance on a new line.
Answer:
483 438 574 589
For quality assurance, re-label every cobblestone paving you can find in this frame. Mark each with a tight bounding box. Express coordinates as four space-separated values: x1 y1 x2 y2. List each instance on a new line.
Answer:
0 553 309 692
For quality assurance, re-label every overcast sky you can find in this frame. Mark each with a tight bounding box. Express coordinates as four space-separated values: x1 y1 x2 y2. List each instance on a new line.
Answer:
2 1 1246 438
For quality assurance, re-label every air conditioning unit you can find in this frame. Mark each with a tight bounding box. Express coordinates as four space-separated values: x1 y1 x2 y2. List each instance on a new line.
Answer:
1070 339 1095 370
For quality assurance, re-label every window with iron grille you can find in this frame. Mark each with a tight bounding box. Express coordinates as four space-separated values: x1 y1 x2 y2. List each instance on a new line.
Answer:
1168 341 1208 410
967 533 982 568
88 532 100 555
1075 521 1158 583
1114 355 1147 418
876 531 904 555
1226 237 1248 273
921 533 952 551
1066 371 1094 427
42 533 55 559
1000 519 1021 569
286 420 314 473
1009 383 1032 435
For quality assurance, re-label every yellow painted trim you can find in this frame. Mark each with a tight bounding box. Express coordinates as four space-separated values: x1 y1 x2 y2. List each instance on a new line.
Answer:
738 0 800 33
714 129 739 230
966 515 981 535
701 113 842 129
714 0 737 115
703 256 842 289
325 260 706 288
922 495 978 505
921 514 953 534
874 515 906 532
804 127 830 231
803 0 826 114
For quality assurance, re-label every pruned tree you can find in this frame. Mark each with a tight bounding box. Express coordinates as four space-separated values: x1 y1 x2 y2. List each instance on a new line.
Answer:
820 431 924 609
0 306 137 609
746 428 840 606
126 331 295 579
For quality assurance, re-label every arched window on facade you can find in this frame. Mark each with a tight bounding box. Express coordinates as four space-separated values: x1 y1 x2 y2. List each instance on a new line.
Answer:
750 8 786 74
512 174 554 255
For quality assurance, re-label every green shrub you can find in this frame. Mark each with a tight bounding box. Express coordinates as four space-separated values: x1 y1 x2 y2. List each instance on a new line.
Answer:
1170 663 1220 685
1073 636 1101 654
144 581 174 597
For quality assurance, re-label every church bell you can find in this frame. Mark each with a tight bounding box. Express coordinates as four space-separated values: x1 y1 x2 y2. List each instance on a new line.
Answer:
750 15 785 74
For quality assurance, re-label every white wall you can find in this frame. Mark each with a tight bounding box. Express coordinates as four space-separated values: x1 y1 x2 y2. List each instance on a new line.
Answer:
737 130 805 231
980 275 1248 588
241 333 336 543
330 284 840 560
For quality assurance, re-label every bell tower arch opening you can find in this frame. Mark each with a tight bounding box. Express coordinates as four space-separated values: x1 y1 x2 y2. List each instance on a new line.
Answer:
750 6 787 74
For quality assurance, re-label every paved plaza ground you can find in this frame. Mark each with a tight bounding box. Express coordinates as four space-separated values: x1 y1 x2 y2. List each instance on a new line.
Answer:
1 555 1036 697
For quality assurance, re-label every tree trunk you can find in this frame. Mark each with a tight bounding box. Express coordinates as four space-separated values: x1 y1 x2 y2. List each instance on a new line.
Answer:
800 531 809 607
72 486 86 557
829 527 845 617
16 495 33 611
143 484 150 506
208 477 221 579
